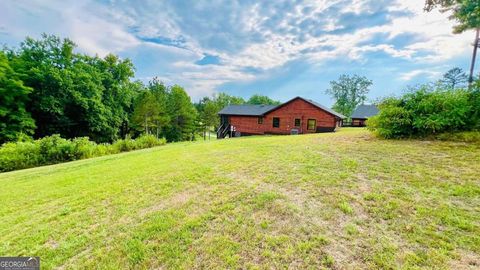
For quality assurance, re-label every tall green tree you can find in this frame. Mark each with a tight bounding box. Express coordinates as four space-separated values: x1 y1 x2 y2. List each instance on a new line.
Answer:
215 92 245 109
247 94 281 105
196 97 220 139
148 78 170 138
165 85 197 142
325 74 372 117
8 35 76 139
0 52 35 143
93 54 136 142
424 0 480 33
195 92 245 137
131 78 170 138
5 34 136 142
440 67 468 89
131 91 160 135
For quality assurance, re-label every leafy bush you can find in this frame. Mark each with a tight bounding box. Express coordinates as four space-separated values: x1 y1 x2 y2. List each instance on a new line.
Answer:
468 82 480 129
135 134 166 148
368 86 478 139
112 139 137 152
0 134 166 172
72 137 98 159
436 131 480 143
38 135 77 164
0 141 41 172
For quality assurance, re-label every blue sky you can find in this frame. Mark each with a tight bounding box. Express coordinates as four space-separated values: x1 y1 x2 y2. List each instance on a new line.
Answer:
0 0 475 105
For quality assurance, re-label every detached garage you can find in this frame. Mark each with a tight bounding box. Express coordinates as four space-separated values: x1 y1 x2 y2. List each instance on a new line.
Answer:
350 105 379 127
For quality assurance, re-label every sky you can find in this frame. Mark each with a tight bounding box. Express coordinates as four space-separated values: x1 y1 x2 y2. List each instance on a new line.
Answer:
0 0 476 105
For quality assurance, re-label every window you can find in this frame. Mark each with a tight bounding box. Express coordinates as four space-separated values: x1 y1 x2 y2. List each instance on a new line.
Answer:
258 117 263 124
273 117 280 128
294 118 301 127
307 119 316 130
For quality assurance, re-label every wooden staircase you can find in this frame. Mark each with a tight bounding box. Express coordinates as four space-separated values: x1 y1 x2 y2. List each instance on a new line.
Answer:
217 123 231 139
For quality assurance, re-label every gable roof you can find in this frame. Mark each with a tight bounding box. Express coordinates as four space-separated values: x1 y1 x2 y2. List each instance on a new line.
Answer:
351 104 379 119
218 104 278 116
263 97 346 119
218 97 346 119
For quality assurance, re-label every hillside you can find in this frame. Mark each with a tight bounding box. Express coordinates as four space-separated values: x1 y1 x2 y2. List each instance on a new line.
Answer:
0 128 479 269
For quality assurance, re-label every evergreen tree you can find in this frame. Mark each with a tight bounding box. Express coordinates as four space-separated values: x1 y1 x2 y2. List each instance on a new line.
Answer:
165 85 197 141
440 67 468 89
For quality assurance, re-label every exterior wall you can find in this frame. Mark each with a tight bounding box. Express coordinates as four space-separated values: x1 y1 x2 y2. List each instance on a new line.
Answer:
351 118 366 127
228 115 264 135
227 98 338 135
263 98 337 134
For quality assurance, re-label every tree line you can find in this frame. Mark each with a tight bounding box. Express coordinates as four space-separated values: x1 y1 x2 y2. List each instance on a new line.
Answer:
323 67 473 120
0 34 281 144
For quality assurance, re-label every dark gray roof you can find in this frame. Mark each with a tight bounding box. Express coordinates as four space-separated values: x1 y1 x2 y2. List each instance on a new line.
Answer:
218 97 346 119
351 104 379 119
262 97 345 118
218 104 278 116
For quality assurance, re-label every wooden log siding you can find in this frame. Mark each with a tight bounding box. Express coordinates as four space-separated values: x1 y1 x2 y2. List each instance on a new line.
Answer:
228 98 337 135
228 115 265 135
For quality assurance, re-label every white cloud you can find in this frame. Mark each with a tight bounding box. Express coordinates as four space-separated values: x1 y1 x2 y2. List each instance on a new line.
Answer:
399 69 441 81
0 0 474 98
0 0 140 56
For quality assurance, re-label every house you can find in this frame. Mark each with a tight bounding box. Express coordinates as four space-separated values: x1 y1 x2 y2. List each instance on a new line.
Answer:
350 104 379 127
217 97 345 138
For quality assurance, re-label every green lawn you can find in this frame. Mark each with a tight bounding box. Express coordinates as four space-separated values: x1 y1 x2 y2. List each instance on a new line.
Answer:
1 128 479 269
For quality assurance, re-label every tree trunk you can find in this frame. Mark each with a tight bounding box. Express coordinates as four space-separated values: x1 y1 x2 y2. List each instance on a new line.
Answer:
145 115 148 134
469 28 480 86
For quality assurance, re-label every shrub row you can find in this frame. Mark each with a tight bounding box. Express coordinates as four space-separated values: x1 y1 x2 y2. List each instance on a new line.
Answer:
368 86 480 139
435 131 480 143
0 134 166 172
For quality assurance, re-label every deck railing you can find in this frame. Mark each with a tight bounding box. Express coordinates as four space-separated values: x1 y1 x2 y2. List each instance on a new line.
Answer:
217 123 231 139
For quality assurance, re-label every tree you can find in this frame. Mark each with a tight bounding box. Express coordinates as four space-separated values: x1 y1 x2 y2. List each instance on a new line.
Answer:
147 78 170 138
131 78 170 138
2 34 205 144
165 85 197 142
131 91 160 135
5 34 137 143
247 94 281 105
424 0 480 33
195 92 244 139
0 52 35 143
425 1 480 85
93 53 136 142
215 92 245 109
8 35 77 139
197 98 220 139
325 74 372 118
440 67 468 88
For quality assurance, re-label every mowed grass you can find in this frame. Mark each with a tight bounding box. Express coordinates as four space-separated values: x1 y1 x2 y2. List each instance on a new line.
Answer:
0 128 479 269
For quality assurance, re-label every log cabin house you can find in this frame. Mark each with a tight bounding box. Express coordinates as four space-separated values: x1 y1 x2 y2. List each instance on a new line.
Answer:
217 97 345 138
350 104 379 127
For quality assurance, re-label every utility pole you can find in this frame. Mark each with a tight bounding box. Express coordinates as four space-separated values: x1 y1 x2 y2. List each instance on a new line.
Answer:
468 28 480 86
